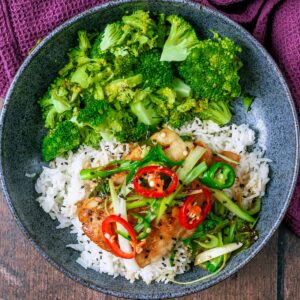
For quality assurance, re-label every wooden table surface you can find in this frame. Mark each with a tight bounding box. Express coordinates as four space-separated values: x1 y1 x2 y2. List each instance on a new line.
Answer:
0 97 299 300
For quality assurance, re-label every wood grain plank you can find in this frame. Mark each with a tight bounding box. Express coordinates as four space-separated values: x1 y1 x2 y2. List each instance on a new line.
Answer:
283 225 300 300
0 188 278 300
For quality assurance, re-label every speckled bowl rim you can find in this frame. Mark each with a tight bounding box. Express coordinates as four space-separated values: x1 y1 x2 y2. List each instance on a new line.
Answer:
0 0 299 299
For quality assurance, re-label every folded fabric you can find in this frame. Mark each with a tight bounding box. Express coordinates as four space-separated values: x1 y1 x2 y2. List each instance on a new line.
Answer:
0 0 299 235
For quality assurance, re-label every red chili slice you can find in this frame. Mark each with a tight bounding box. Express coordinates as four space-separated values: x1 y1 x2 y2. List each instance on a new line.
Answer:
102 215 137 259
133 166 178 198
179 187 212 230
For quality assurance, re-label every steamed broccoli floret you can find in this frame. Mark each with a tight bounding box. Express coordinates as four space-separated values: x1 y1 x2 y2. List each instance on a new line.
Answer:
176 97 197 112
60 31 110 78
130 98 161 126
171 78 191 98
68 31 91 66
90 33 116 60
198 101 232 125
104 74 143 102
76 100 124 141
90 33 102 58
100 22 128 51
156 13 167 48
122 11 158 55
39 78 72 129
70 65 90 89
168 109 194 129
71 106 102 147
109 110 156 142
149 87 176 116
99 11 159 58
77 100 112 129
79 126 102 147
78 30 91 52
178 32 242 101
114 54 138 76
122 10 155 34
42 121 80 161
136 50 174 89
115 120 156 143
160 15 199 61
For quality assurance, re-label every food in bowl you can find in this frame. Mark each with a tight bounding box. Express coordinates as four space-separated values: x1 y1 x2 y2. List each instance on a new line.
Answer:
35 11 269 284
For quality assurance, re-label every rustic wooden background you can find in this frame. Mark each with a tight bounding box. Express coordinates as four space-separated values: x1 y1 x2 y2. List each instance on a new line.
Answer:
0 95 299 300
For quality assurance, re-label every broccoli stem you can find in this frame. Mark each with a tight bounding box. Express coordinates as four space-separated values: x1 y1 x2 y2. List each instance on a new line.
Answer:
130 101 161 126
172 78 191 98
212 190 255 223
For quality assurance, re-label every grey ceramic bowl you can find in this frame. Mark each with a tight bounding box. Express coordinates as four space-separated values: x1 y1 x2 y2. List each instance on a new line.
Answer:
0 0 299 299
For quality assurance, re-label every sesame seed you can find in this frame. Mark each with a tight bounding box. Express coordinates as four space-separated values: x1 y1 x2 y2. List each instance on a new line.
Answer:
149 181 155 187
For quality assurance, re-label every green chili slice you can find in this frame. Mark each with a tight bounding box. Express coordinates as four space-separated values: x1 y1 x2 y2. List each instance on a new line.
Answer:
201 162 235 189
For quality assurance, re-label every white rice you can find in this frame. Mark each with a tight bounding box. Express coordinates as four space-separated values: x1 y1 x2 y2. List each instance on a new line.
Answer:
35 119 270 284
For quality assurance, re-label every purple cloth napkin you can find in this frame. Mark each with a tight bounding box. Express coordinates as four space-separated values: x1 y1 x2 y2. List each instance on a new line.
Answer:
0 0 299 235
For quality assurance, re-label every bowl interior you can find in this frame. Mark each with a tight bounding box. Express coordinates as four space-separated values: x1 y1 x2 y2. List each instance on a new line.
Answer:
1 0 298 299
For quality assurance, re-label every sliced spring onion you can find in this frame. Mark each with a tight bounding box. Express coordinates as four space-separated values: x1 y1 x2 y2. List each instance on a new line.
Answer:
108 179 140 272
194 242 243 265
223 222 236 244
215 153 240 165
182 161 207 186
194 234 219 249
247 198 262 215
109 179 118 209
116 229 132 241
177 146 206 181
207 232 224 271
212 189 255 223
156 184 182 222
175 189 204 198
171 258 226 285
126 195 144 202
126 199 156 210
